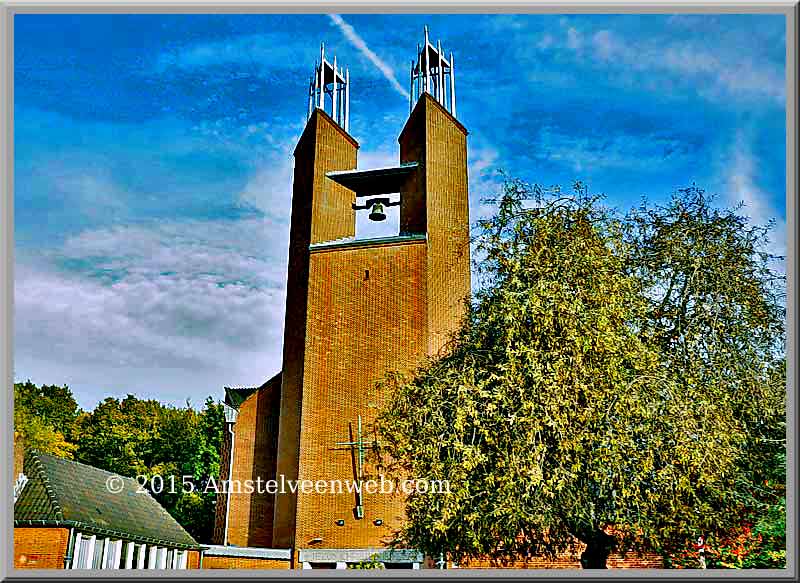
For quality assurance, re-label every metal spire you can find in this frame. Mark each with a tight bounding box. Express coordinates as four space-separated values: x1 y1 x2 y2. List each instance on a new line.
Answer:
410 26 456 117
307 43 351 132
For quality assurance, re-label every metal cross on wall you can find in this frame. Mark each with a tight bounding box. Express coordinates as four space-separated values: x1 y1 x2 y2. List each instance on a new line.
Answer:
333 415 380 519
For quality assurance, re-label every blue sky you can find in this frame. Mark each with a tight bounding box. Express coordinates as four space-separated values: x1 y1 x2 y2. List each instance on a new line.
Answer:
14 13 786 411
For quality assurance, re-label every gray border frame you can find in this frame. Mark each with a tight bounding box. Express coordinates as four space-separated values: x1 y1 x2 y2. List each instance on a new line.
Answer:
1 1 796 581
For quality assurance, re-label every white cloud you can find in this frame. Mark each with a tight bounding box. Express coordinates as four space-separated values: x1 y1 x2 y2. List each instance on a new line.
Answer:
591 30 619 61
566 27 584 51
237 122 305 220
466 141 504 234
34 163 129 222
328 14 410 99
154 32 317 75
239 162 294 221
15 217 289 410
536 34 555 50
535 126 690 173
724 130 786 261
469 144 501 197
546 26 785 105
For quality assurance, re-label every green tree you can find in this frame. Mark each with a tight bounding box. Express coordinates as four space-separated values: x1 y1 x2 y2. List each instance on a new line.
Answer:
13 382 78 459
74 396 161 476
73 394 224 543
14 380 81 439
376 180 785 568
347 555 385 569
625 187 786 564
14 381 225 543
148 398 224 543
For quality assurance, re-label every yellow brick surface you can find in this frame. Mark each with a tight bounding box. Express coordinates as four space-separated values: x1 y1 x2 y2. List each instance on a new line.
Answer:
273 109 359 548
202 555 290 569
294 240 427 549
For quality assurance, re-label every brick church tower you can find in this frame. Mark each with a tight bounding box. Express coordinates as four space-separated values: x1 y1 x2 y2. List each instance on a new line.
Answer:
213 29 469 569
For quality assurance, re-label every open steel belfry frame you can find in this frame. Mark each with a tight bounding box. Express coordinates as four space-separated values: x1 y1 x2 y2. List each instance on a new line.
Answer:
307 43 350 131
410 25 456 117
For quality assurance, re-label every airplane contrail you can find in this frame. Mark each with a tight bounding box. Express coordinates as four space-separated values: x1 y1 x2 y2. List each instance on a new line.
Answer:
329 14 410 99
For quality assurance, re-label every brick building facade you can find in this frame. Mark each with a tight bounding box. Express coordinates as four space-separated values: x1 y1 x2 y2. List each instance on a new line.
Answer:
211 31 663 570
14 451 202 571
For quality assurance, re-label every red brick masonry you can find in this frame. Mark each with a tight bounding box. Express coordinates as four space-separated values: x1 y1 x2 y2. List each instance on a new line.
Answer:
14 527 70 569
202 556 290 569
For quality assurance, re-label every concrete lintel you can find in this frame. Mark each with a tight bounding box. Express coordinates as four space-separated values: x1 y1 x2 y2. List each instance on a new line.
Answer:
298 548 423 564
201 545 292 560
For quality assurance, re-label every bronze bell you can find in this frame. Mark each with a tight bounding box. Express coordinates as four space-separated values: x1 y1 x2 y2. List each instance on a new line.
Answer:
368 201 386 222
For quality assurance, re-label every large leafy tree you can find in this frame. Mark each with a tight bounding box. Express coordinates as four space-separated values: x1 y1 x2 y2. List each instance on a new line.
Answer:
15 386 225 544
376 180 785 568
13 381 79 459
73 395 225 543
75 395 162 475
625 187 786 567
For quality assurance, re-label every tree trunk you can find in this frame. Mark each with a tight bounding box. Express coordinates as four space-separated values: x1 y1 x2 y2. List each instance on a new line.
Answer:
579 530 616 569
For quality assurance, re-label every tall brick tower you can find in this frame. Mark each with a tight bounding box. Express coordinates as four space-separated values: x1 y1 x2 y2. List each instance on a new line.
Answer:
214 30 469 569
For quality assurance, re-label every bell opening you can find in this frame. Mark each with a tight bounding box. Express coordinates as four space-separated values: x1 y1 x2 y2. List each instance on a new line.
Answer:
355 193 400 240
368 202 387 222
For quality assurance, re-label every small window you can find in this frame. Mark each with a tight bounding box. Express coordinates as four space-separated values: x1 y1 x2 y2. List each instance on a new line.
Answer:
73 533 94 569
157 547 168 569
130 543 140 569
137 544 148 569
147 545 158 569
104 539 122 569
91 538 106 569
175 550 187 570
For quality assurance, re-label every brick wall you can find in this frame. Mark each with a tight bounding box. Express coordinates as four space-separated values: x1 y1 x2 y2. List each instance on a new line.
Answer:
458 552 663 569
273 108 359 548
202 556 291 569
293 239 428 550
400 93 471 356
14 527 69 569
277 97 470 552
186 550 201 569
606 552 664 569
211 419 232 545
458 541 664 569
222 375 281 548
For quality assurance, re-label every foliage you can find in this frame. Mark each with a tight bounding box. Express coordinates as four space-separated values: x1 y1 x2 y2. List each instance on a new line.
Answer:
13 381 78 459
14 382 225 544
347 555 385 569
706 498 786 569
73 395 224 543
667 497 786 569
668 451 785 570
14 380 81 437
375 179 786 568
626 187 786 567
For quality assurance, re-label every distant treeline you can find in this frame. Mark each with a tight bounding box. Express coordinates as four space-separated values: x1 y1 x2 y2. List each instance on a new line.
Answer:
13 381 224 544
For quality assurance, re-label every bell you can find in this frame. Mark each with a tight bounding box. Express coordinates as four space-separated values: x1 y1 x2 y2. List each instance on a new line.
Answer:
368 201 386 222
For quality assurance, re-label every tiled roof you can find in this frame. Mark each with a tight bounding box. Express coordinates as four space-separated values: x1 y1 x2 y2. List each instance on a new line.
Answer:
14 451 199 549
223 386 260 409
224 372 281 409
